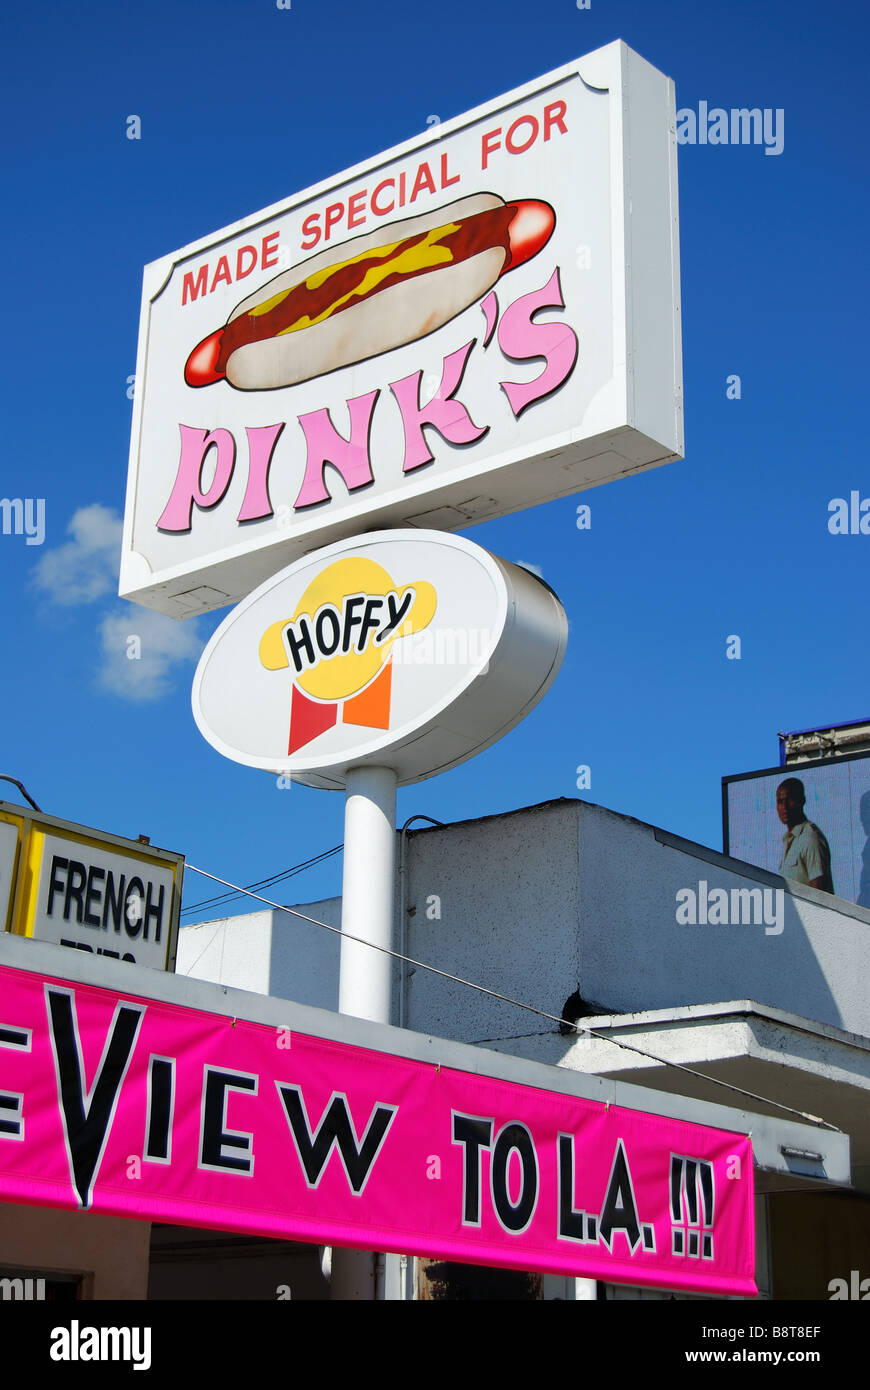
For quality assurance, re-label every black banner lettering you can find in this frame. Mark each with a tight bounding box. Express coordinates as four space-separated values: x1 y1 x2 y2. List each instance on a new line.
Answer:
46 987 144 1208
278 1085 396 1195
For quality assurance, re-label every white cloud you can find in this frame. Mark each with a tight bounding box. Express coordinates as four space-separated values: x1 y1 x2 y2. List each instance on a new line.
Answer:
32 504 122 605
515 559 544 578
31 503 205 703
97 607 205 703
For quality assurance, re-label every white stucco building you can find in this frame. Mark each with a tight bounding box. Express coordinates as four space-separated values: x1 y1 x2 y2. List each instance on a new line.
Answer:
175 797 870 1300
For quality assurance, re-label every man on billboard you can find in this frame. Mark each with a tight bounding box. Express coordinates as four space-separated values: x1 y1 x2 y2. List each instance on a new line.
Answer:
776 778 834 894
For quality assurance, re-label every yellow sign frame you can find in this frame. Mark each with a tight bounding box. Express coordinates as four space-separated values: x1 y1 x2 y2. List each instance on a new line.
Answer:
0 801 184 971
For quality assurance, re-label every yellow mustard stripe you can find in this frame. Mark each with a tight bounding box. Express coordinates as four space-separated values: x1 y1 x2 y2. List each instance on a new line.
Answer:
248 222 461 334
247 286 293 317
247 235 416 320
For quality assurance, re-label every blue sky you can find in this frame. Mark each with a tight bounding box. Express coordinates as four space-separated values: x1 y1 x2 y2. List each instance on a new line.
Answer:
2 0 868 922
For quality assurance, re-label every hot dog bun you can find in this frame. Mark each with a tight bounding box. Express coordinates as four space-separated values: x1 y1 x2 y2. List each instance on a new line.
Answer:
185 193 555 392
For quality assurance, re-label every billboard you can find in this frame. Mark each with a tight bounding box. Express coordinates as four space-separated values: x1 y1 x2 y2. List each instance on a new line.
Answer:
0 952 756 1295
723 752 870 907
192 530 567 788
0 802 184 971
121 40 682 618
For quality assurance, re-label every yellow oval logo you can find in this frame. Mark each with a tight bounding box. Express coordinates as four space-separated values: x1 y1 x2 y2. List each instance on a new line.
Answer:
259 556 437 701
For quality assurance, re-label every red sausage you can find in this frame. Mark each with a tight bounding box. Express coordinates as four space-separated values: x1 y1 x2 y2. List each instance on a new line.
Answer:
503 200 555 272
184 328 226 387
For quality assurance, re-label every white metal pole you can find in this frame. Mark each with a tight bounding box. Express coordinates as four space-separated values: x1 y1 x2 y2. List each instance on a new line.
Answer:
337 764 397 1023
331 764 398 1300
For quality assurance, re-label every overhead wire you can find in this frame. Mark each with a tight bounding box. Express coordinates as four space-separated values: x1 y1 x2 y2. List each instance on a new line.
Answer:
184 862 841 1133
181 845 342 916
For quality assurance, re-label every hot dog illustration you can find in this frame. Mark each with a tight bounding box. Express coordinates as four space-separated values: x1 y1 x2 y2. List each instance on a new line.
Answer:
184 193 555 392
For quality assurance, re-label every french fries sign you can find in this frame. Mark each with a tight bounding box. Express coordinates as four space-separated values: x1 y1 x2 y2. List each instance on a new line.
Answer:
192 531 568 788
122 41 682 618
0 803 183 972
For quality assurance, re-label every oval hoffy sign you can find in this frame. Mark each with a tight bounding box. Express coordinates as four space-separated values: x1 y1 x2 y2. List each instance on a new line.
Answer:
191 530 567 789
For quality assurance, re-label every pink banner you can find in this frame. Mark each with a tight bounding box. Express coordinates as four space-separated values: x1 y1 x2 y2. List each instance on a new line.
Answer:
0 962 755 1294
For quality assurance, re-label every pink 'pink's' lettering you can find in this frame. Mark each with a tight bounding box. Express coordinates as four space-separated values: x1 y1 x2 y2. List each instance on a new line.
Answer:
293 391 379 509
497 269 578 418
391 342 487 474
157 426 236 532
237 424 285 522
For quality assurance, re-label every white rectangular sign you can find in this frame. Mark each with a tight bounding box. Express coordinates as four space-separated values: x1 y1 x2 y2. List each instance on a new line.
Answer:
121 41 682 618
27 833 177 970
1 802 183 973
